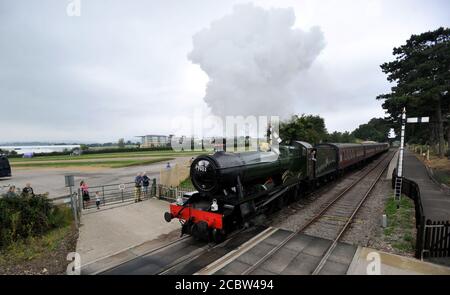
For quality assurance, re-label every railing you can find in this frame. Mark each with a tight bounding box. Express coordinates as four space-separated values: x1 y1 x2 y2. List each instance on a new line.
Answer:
157 184 196 202
76 179 196 210
392 168 450 259
80 181 156 210
34 180 198 227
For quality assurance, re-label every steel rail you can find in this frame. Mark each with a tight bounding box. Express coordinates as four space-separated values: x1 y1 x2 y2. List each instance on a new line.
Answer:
156 227 249 275
95 235 192 275
241 151 393 275
311 153 392 274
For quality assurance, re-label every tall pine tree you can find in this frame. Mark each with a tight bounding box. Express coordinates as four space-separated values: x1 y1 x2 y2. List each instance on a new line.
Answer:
377 27 450 157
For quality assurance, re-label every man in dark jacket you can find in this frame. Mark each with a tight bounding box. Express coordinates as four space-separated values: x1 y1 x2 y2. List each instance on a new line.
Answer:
142 172 150 198
134 173 143 202
22 183 34 197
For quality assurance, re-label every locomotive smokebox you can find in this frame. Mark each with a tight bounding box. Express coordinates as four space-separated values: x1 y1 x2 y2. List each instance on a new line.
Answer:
190 150 285 194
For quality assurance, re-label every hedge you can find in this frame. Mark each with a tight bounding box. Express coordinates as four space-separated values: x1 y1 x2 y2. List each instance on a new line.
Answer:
0 193 72 249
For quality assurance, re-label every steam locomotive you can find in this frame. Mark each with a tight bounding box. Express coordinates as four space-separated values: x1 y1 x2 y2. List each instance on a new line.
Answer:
164 141 389 242
0 155 11 178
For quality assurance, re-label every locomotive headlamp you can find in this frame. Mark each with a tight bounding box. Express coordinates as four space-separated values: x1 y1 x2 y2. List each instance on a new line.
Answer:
211 199 218 212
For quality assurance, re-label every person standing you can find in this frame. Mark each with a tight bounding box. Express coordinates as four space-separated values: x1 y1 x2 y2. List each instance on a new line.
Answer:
80 180 90 209
5 186 18 198
22 183 34 197
142 172 150 198
134 173 143 202
95 191 101 210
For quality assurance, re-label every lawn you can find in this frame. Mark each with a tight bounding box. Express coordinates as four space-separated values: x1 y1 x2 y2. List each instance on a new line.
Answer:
411 147 450 187
382 195 416 255
179 176 194 189
424 155 450 186
9 150 205 163
11 157 174 168
0 224 78 275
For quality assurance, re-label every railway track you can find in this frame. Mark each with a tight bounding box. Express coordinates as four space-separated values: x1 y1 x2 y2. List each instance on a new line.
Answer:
194 151 394 275
244 151 393 275
97 235 200 275
266 154 388 228
99 152 393 275
98 226 265 275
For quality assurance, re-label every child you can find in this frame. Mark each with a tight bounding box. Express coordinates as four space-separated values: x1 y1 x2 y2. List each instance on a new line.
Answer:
95 191 101 210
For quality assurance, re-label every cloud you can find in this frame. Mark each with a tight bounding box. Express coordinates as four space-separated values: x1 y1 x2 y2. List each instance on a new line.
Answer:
1 0 448 142
188 3 325 118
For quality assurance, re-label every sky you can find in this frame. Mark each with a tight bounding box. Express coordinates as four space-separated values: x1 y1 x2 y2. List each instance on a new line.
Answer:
0 0 449 143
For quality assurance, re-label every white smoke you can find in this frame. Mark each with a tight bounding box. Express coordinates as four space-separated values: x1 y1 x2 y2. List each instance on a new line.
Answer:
188 3 325 118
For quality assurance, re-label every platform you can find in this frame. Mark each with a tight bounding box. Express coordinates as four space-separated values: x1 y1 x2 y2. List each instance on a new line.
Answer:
76 198 180 271
347 247 450 275
402 150 450 221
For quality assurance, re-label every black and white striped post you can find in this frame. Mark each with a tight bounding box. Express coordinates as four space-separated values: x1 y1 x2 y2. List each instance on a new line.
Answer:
394 107 429 208
394 108 406 208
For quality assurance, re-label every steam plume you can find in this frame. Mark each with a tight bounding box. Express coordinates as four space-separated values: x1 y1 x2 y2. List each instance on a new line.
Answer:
188 3 325 118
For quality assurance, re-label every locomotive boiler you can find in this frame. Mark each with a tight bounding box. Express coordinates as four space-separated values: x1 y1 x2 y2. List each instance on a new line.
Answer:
190 145 305 194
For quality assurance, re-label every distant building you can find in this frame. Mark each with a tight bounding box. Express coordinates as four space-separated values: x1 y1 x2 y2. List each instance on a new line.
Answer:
137 135 170 148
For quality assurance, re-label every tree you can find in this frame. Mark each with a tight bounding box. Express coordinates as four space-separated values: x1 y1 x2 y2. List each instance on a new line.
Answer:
279 114 328 145
326 131 356 143
80 144 89 151
352 118 391 142
118 138 125 149
377 27 450 157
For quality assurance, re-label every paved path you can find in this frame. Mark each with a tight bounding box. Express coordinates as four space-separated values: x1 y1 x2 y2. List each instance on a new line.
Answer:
403 151 450 221
76 198 180 268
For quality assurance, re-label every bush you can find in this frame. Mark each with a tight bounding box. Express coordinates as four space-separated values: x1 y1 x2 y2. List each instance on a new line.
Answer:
0 194 72 249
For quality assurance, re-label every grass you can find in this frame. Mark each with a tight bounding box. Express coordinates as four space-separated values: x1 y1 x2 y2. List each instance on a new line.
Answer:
0 226 71 264
433 170 450 186
383 195 416 254
11 157 174 168
179 176 194 189
411 147 450 186
9 150 205 163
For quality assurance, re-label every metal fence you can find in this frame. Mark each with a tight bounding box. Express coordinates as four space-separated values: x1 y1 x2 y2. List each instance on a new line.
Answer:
157 184 196 202
0 180 197 229
421 220 450 258
77 179 196 210
392 168 450 259
80 181 152 210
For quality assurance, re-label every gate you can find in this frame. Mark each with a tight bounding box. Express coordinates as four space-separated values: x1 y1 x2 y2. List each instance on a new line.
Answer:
420 220 450 259
393 168 450 259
